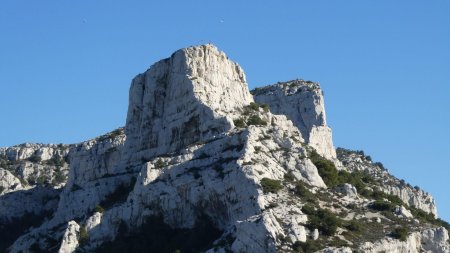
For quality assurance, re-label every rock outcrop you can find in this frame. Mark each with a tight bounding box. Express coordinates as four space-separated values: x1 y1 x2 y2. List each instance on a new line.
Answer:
123 45 253 165
1 44 448 253
421 227 449 253
252 80 337 161
58 221 80 253
0 168 23 195
337 148 438 216
358 227 449 253
0 144 70 220
0 143 71 251
0 143 70 162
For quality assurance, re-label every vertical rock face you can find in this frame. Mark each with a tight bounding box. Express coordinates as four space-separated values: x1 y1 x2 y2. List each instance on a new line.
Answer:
252 80 337 160
52 131 126 224
123 44 254 164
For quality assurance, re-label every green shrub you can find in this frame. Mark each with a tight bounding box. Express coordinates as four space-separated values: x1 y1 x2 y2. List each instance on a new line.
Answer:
410 208 450 231
248 102 260 111
293 240 322 253
369 200 395 212
243 102 270 113
94 205 105 213
308 208 341 236
369 190 383 200
267 202 278 209
109 129 123 139
335 170 366 190
79 225 89 245
301 204 315 215
28 155 41 163
46 155 65 167
233 118 246 128
359 188 373 198
345 220 365 232
294 182 316 203
329 237 349 248
283 172 296 182
98 129 124 141
36 175 47 186
374 162 386 170
390 227 409 241
52 169 66 186
309 150 339 187
346 203 357 210
100 180 136 209
154 159 167 169
385 194 404 206
308 154 380 193
360 189 405 207
260 178 282 193
247 115 267 126
0 155 14 171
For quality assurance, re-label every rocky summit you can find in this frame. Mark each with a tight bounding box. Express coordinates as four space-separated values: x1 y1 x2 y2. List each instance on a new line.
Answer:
0 44 448 253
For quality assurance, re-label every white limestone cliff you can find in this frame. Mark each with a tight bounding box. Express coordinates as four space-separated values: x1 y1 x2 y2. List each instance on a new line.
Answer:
123 44 254 165
252 80 337 161
1 44 448 253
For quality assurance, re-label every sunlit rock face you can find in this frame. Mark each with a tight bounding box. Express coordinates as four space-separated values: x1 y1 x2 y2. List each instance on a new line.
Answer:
1 45 448 253
123 44 254 165
252 80 337 161
337 148 438 216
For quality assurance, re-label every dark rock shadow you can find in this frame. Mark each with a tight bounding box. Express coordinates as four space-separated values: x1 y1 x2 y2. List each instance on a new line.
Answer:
0 186 60 252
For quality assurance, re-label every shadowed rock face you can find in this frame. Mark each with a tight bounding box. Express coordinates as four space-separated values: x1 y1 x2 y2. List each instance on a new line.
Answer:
1 45 448 253
0 144 71 252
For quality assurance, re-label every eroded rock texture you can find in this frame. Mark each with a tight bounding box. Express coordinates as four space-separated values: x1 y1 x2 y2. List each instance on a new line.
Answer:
1 44 448 253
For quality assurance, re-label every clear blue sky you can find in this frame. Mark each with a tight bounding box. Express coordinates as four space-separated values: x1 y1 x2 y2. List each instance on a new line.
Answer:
1 1 449 221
